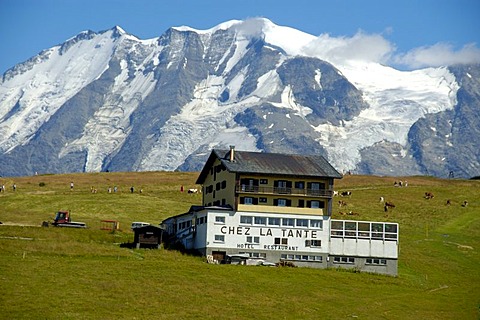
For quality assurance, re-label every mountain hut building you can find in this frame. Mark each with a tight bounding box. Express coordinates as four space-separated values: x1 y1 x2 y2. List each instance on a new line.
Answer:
162 147 399 275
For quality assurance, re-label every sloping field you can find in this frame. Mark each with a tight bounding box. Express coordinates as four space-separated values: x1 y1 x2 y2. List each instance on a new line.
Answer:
0 172 479 319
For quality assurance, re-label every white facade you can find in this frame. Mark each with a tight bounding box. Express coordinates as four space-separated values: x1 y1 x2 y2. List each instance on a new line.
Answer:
163 208 399 275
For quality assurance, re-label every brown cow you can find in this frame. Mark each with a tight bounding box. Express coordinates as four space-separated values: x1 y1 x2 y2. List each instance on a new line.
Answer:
424 192 435 199
384 201 396 212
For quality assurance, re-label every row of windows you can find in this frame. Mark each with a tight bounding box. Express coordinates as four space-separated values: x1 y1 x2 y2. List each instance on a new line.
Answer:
238 215 323 229
240 197 325 208
331 220 398 241
281 254 323 262
332 257 388 266
178 216 208 230
239 252 267 259
205 181 227 194
206 199 227 207
211 164 225 174
178 220 192 230
213 235 321 247
333 256 355 264
240 178 326 190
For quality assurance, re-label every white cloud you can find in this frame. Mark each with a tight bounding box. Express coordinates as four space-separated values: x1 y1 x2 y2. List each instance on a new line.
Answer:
302 31 395 65
234 17 267 40
393 43 480 69
300 30 480 69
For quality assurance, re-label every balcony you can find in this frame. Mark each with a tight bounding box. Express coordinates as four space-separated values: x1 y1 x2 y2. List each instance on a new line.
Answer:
236 185 333 198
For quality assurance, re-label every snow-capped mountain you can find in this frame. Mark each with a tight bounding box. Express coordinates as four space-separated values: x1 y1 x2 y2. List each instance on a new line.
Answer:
1 18 479 178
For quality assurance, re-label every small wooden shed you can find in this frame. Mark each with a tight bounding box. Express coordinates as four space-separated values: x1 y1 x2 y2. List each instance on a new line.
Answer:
133 225 163 249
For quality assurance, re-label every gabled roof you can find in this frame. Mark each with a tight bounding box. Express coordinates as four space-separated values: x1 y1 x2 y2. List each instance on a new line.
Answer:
196 149 343 184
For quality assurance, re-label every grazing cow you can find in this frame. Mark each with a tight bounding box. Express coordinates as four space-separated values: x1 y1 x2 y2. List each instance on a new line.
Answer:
462 200 469 207
338 200 347 207
188 188 198 194
333 191 339 196
424 192 435 199
384 201 396 212
379 196 385 203
446 199 451 206
340 191 352 197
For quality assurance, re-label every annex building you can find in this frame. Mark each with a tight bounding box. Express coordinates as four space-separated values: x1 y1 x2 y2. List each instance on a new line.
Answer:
162 147 399 276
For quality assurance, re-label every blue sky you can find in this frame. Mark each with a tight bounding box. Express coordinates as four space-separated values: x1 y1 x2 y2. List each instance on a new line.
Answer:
1 0 479 74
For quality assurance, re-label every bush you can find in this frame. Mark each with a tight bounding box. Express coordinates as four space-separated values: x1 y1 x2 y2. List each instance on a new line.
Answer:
39 182 46 187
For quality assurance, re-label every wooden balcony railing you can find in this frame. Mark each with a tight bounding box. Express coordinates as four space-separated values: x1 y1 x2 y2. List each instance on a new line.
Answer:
236 185 333 198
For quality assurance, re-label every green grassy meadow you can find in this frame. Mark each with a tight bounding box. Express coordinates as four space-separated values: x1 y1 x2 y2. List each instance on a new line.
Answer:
0 172 479 319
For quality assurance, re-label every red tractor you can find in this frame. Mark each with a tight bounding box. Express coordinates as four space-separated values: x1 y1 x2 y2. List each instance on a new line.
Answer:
46 210 87 228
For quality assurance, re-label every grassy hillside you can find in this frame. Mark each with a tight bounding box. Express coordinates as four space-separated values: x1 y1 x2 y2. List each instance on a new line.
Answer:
0 172 479 319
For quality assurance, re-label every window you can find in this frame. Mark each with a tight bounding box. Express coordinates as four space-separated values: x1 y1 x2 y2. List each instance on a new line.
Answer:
221 180 227 189
277 180 287 188
296 219 308 227
254 217 266 225
310 220 323 229
259 197 267 203
215 216 225 224
260 179 268 184
274 198 291 207
240 216 252 224
295 181 305 189
333 256 355 264
214 234 225 242
240 178 258 192
305 240 322 247
268 217 280 226
274 238 288 245
282 218 295 227
366 258 387 265
240 197 258 205
246 236 260 244
310 201 320 208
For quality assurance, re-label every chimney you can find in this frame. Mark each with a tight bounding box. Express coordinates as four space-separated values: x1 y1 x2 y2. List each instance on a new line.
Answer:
229 145 235 162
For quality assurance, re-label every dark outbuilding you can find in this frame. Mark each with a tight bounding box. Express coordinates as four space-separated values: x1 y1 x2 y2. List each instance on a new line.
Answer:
133 225 164 249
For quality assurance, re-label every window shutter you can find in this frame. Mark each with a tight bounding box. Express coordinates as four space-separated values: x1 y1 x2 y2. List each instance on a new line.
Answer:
274 199 278 206
286 181 292 188
286 199 292 206
307 200 311 207
240 197 245 204
253 198 259 205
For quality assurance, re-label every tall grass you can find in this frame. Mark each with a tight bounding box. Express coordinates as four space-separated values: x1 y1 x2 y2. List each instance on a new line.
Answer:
0 172 479 319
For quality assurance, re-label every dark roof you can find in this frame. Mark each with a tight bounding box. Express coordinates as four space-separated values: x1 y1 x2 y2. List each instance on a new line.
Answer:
133 225 163 232
196 149 342 184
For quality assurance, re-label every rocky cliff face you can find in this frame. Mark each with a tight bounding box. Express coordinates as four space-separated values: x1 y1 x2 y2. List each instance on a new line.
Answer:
0 19 478 178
